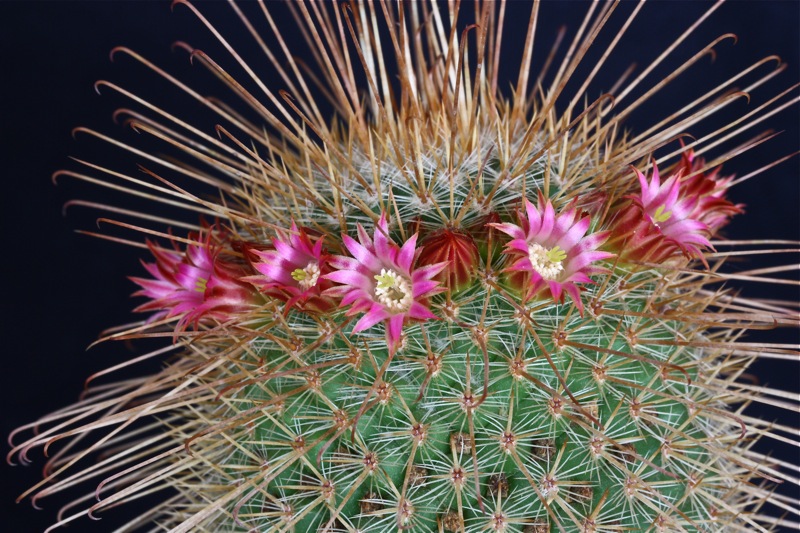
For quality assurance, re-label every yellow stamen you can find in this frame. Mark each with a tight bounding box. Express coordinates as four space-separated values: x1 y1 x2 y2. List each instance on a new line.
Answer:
528 243 565 281
292 262 321 290
195 278 208 293
374 269 413 311
653 205 672 223
546 246 567 263
375 272 396 290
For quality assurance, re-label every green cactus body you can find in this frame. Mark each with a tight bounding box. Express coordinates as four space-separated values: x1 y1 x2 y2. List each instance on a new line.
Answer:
201 160 726 532
9 2 798 532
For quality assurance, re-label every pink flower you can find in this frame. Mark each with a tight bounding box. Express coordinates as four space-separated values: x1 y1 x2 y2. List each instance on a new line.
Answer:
491 197 613 313
245 223 334 313
324 214 447 353
608 161 719 265
131 230 257 330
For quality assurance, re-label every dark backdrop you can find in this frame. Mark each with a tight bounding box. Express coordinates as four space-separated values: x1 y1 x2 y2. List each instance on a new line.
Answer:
1 2 798 531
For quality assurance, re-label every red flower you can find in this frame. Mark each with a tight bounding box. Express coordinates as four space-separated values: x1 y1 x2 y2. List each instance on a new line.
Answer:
417 229 480 292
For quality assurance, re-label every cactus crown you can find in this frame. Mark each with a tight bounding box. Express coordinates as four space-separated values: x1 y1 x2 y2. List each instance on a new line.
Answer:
10 2 798 532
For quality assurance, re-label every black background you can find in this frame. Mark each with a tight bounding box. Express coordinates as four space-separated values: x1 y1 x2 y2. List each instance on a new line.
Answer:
1 1 798 531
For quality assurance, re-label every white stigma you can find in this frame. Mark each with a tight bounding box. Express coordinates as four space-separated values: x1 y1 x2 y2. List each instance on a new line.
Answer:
374 268 413 311
527 243 565 281
292 261 320 290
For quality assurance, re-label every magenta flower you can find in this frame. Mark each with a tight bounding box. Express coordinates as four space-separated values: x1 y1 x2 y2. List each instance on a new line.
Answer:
131 230 257 330
608 161 717 265
323 214 447 353
246 223 334 312
491 197 613 313
634 163 712 254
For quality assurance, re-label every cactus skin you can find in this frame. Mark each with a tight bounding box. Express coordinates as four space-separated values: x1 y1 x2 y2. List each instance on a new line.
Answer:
206 158 733 532
8 2 799 532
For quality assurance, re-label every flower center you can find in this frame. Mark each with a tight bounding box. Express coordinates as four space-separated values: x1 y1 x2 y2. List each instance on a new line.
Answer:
291 261 321 290
374 268 413 311
652 204 672 224
528 243 565 281
194 277 208 293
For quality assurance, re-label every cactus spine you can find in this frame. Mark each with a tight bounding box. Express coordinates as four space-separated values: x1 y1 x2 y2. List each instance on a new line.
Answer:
10 2 798 532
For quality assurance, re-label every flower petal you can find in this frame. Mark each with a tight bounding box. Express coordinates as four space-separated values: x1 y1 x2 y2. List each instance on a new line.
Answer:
396 233 418 271
352 305 391 333
386 313 406 353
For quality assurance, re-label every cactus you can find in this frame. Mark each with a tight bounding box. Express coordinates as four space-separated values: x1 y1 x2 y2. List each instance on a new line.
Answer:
9 2 799 532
